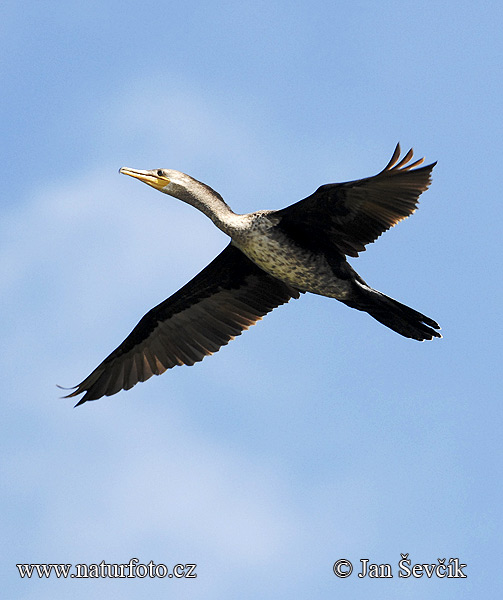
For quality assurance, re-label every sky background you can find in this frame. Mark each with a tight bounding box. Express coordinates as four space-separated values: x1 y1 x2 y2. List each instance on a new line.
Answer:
1 1 501 598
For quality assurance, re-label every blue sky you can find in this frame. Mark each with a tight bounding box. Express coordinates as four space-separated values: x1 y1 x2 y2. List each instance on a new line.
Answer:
1 1 501 598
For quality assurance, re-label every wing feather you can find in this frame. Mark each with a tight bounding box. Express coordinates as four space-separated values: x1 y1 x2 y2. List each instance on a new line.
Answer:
277 144 436 257
65 244 299 405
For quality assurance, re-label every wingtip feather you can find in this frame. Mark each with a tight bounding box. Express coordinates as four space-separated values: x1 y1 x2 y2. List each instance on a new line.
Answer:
383 143 401 171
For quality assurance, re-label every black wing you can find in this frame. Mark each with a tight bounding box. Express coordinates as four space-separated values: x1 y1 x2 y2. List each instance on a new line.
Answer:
276 144 436 257
66 244 299 405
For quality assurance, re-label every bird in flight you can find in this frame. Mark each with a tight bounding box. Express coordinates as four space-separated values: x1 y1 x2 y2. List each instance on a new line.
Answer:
66 144 441 405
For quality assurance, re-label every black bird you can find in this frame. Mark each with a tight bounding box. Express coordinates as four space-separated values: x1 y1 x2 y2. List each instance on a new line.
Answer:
66 144 441 405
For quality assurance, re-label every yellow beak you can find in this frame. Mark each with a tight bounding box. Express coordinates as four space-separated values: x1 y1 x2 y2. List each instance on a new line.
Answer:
119 168 170 191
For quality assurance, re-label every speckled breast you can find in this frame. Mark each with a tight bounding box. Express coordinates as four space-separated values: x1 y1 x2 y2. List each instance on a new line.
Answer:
234 224 351 299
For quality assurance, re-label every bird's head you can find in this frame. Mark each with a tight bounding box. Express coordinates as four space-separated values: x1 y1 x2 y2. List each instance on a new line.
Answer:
119 166 233 227
119 167 197 198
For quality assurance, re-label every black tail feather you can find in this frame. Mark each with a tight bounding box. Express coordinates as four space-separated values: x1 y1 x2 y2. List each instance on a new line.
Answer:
344 286 441 341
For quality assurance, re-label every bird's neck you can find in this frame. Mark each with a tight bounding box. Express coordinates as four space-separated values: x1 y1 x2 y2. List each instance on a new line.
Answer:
171 181 244 237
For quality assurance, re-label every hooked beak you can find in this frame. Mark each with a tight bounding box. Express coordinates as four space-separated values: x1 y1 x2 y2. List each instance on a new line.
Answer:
119 168 170 191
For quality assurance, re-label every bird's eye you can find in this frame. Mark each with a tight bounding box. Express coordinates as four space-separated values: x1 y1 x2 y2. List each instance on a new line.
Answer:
156 170 164 177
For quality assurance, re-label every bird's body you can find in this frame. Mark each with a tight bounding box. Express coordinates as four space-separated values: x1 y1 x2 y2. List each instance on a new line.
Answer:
234 213 351 298
66 145 441 405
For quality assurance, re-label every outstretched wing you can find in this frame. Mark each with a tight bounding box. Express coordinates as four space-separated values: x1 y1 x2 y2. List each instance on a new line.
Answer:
276 144 436 257
65 244 299 405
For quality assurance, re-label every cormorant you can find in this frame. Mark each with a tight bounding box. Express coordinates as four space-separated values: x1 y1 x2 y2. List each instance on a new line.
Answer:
66 144 441 405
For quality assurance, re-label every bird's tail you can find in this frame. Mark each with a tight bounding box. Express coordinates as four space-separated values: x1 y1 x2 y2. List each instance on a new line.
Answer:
343 285 441 341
